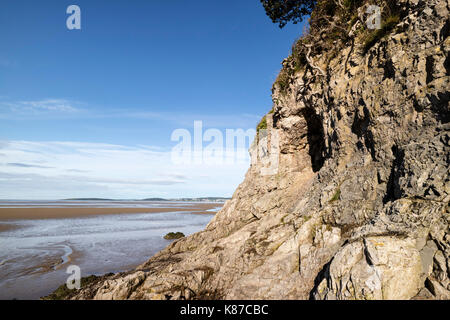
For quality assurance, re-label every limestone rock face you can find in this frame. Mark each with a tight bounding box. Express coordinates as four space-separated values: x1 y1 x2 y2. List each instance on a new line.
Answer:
73 0 449 300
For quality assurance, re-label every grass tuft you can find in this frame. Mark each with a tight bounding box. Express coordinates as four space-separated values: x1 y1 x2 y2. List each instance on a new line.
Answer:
164 232 185 240
329 188 341 202
41 274 113 300
363 15 400 54
257 115 268 132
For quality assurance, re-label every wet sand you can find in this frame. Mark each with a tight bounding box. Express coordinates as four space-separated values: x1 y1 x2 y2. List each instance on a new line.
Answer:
0 224 20 232
0 202 222 299
0 203 219 220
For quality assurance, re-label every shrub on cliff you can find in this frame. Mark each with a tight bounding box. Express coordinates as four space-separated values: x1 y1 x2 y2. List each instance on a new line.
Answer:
164 232 185 240
260 0 316 28
265 0 403 95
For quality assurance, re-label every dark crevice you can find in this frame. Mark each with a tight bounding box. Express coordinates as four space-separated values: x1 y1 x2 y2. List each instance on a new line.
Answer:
301 107 328 172
298 247 302 275
272 109 281 128
430 91 450 123
444 52 450 76
309 258 333 300
383 59 396 80
363 239 374 266
425 55 434 84
413 97 424 112
356 141 365 151
424 278 436 296
440 19 450 41
383 145 405 204
425 185 441 197
351 103 370 135
364 130 377 161
351 105 376 160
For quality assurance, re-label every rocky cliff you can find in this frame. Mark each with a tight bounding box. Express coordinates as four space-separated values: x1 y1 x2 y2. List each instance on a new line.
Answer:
72 0 449 300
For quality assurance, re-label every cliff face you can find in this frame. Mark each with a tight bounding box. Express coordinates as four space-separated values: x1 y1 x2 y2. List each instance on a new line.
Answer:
74 0 449 300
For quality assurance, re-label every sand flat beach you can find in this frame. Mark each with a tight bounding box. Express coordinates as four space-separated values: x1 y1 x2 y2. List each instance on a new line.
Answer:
0 203 220 220
0 223 20 232
0 201 223 299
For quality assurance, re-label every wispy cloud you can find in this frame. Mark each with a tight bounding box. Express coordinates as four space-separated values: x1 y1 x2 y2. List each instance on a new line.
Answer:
0 140 248 199
0 98 260 128
72 108 261 128
64 175 186 186
65 169 89 173
0 98 81 118
5 162 53 169
18 99 79 113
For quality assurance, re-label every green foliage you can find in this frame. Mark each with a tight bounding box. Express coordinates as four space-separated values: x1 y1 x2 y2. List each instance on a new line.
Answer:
291 38 308 71
42 283 74 300
311 0 337 20
275 68 291 94
260 0 317 28
256 115 268 132
363 15 400 53
256 106 275 132
42 274 111 300
343 0 364 10
269 0 403 99
164 232 185 240
349 13 359 27
329 188 341 202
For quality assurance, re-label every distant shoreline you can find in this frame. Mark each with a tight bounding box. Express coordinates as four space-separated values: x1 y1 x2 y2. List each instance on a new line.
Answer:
64 197 230 202
0 198 230 203
0 203 221 221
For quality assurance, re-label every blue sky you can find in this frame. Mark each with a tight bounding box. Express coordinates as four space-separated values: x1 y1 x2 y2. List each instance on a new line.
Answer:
0 0 306 199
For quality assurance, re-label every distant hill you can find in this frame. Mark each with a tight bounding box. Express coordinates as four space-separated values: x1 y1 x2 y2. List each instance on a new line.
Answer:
175 197 230 202
62 197 230 202
64 198 115 201
144 197 230 202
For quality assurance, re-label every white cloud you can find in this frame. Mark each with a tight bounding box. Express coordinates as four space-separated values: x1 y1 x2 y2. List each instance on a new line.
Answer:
0 140 250 199
0 98 261 129
6 162 53 169
79 108 261 128
0 99 81 118
19 99 79 112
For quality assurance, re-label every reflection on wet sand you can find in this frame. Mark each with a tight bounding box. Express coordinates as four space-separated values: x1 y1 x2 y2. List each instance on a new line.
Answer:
0 201 221 300
0 224 20 233
0 203 219 220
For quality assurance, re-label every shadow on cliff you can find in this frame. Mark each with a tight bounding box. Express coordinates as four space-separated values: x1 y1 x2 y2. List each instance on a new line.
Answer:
301 107 328 172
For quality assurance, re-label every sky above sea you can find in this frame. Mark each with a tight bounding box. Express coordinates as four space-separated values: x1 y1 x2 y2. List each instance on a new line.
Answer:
0 0 306 199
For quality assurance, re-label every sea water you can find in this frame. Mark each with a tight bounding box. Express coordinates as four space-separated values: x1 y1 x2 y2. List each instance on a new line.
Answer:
0 203 216 300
